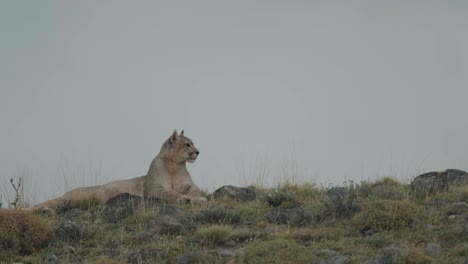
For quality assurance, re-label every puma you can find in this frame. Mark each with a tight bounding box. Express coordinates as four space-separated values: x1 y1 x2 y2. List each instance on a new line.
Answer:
28 130 206 212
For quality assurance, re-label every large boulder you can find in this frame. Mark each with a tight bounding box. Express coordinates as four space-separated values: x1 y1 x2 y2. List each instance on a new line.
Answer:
212 185 257 202
411 169 468 195
102 193 143 222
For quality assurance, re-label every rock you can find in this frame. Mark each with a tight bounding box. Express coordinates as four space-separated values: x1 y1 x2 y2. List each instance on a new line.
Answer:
447 202 468 216
425 243 442 257
62 208 82 219
159 205 182 216
47 254 58 264
314 249 348 264
453 201 468 207
448 215 468 221
326 255 350 264
102 193 143 222
219 249 236 257
367 247 401 264
148 215 182 235
266 207 311 226
212 185 257 202
411 169 468 195
225 240 236 247
178 251 217 264
56 221 84 242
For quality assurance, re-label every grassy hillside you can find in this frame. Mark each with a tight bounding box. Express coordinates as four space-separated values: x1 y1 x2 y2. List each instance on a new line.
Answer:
1 177 468 264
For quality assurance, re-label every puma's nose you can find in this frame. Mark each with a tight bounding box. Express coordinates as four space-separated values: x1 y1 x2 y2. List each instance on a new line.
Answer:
195 150 200 155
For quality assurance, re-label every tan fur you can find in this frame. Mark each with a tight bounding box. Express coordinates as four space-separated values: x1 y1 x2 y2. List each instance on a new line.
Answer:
27 130 206 212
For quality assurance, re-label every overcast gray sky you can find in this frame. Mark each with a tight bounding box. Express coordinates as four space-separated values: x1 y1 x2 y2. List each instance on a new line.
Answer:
1 1 467 204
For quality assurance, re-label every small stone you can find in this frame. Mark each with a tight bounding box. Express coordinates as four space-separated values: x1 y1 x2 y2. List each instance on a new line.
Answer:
452 202 468 207
56 221 83 242
178 251 216 264
425 243 442 257
47 254 58 264
367 247 401 264
327 255 350 264
225 240 236 247
219 249 236 257
448 215 457 220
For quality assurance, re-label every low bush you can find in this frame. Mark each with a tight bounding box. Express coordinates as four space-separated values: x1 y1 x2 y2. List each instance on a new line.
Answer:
196 224 233 245
0 210 54 259
318 183 364 220
189 206 255 225
353 200 424 233
240 239 319 264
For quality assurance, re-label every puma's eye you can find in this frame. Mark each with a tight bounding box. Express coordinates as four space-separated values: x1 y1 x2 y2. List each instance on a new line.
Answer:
185 143 191 147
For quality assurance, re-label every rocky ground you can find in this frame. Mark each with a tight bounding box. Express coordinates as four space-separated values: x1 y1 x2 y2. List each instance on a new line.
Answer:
1 169 468 264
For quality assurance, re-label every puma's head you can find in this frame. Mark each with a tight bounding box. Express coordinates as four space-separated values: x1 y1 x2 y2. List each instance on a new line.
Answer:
161 130 200 163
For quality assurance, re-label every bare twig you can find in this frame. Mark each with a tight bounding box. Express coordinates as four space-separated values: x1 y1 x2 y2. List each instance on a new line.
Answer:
9 177 24 209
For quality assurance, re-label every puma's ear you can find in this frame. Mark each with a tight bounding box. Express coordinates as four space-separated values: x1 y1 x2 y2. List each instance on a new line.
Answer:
180 130 184 136
169 129 178 145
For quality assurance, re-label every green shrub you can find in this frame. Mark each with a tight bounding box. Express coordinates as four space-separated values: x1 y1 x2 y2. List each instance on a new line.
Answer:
353 200 424 232
0 210 54 259
318 184 364 220
56 195 102 214
240 239 319 264
369 177 409 200
264 186 301 208
189 206 254 225
430 185 468 203
196 224 233 245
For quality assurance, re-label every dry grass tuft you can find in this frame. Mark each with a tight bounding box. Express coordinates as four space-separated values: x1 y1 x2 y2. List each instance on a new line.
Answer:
0 210 54 259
